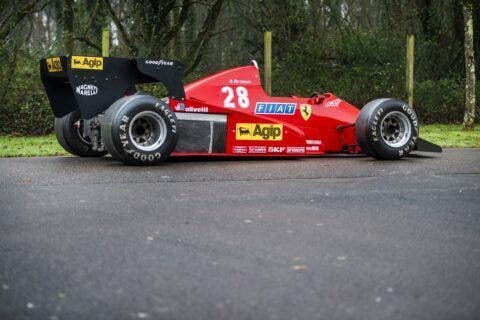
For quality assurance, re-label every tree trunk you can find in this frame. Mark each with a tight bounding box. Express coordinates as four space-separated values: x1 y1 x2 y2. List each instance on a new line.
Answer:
463 0 476 130
63 0 75 54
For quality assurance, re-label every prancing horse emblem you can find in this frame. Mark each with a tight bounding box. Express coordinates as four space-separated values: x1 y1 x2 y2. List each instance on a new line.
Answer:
300 104 312 121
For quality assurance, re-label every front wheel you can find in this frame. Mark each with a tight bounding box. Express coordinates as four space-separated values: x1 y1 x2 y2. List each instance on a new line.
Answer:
101 95 178 165
355 99 419 160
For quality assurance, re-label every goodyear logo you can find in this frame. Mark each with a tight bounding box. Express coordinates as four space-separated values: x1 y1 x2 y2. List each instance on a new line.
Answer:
71 56 103 70
236 123 283 141
46 57 62 72
254 102 296 115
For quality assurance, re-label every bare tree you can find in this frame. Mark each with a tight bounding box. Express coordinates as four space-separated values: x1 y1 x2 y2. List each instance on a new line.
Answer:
0 0 43 40
63 0 75 53
463 0 476 130
104 0 224 75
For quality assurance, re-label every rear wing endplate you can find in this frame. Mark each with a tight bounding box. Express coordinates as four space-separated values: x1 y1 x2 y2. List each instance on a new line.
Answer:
40 56 185 119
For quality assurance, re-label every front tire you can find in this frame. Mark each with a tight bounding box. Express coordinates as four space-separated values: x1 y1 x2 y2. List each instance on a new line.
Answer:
355 99 419 160
54 110 107 157
101 95 177 165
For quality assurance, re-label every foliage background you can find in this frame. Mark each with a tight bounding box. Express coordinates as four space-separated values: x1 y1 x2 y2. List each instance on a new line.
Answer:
0 0 479 134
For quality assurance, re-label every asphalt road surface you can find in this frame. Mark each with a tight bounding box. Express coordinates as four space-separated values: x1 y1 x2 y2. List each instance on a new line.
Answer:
0 149 479 320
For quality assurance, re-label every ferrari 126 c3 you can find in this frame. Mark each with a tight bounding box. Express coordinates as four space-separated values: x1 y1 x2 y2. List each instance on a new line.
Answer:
40 56 441 165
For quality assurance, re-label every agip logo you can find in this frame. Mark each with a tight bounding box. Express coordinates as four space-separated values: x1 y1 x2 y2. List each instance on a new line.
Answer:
236 123 283 141
71 56 103 70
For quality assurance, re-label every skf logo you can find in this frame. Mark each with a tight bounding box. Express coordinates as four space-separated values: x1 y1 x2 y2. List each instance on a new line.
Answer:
236 123 283 141
71 56 103 70
46 57 62 72
300 104 312 121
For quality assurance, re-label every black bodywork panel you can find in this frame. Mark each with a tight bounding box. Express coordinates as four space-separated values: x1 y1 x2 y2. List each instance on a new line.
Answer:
174 119 227 153
40 56 185 119
415 137 443 153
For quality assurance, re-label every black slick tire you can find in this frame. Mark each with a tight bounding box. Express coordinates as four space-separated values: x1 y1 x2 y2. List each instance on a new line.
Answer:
101 95 177 165
54 110 107 157
355 99 419 160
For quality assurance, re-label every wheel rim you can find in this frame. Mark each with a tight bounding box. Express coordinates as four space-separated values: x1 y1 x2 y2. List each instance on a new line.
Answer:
380 111 411 148
128 111 167 151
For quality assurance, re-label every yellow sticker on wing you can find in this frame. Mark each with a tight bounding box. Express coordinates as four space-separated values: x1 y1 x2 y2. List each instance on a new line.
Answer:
71 56 103 70
46 57 62 72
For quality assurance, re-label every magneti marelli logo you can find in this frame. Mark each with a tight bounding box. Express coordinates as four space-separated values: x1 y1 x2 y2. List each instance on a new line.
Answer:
76 84 98 96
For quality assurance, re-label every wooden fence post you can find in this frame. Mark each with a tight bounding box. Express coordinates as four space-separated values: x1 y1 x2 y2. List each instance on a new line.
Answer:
102 27 110 57
264 31 272 96
406 34 415 107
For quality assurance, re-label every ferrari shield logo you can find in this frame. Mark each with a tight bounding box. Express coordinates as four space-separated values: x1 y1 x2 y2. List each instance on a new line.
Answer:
300 104 312 121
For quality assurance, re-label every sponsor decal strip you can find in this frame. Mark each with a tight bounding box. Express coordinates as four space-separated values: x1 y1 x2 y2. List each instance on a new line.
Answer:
254 102 296 115
286 147 305 154
324 98 341 108
248 146 267 154
46 57 62 72
236 123 283 141
76 84 98 96
232 146 247 154
145 59 174 66
174 103 208 113
71 56 103 70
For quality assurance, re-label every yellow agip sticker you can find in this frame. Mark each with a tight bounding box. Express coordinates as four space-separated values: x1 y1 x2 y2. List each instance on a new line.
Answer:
46 57 62 72
236 123 283 141
71 56 103 70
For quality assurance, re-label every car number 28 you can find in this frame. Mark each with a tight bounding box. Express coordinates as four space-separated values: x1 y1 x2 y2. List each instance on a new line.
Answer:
221 86 249 109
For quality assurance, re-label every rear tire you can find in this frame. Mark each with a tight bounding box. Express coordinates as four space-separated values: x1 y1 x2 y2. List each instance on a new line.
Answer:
54 110 107 157
101 95 177 165
355 99 419 160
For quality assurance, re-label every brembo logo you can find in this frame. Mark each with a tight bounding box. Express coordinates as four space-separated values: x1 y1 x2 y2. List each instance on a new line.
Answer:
76 84 98 96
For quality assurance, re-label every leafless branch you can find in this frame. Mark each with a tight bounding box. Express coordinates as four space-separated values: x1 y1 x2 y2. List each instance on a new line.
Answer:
185 0 224 75
74 36 101 52
103 0 137 55
82 0 101 37
0 0 41 40
162 0 192 45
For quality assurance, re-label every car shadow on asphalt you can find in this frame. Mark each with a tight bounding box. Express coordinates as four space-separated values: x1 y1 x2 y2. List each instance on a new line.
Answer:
97 152 436 166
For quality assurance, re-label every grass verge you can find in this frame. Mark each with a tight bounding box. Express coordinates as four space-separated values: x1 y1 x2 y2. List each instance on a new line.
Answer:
420 124 480 148
0 134 68 157
0 124 478 157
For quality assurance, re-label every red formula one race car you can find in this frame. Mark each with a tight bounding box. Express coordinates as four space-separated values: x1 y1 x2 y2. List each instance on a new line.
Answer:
40 56 441 165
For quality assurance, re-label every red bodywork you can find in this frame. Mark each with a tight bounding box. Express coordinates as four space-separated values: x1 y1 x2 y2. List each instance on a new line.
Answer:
169 62 361 157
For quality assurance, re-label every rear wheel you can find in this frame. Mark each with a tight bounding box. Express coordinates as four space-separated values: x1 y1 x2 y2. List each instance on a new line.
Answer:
101 95 177 165
355 99 419 160
54 110 107 157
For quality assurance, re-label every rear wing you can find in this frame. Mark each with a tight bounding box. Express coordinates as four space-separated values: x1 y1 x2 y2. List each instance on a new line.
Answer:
40 56 185 119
